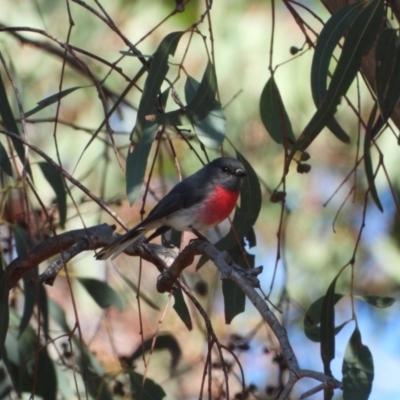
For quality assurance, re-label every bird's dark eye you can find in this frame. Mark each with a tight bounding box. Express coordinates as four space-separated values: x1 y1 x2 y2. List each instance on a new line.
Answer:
222 167 229 173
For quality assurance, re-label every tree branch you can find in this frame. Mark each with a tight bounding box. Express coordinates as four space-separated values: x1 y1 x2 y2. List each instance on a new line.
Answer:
7 223 177 289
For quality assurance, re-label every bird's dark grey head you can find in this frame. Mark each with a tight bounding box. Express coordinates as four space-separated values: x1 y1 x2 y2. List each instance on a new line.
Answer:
207 157 247 191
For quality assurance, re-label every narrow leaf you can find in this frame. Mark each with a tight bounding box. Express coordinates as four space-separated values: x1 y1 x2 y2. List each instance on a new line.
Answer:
222 241 254 323
364 103 383 211
0 140 12 176
38 285 49 339
127 333 181 370
259 76 295 144
35 346 57 400
19 272 38 336
116 269 160 310
153 61 218 127
38 161 67 228
311 2 362 142
304 293 344 342
80 351 113 400
10 225 28 256
172 287 192 331
9 227 36 338
342 326 374 400
48 298 70 333
320 276 339 376
290 0 384 157
184 75 225 148
127 32 183 205
128 371 166 400
357 295 395 308
25 86 88 117
375 29 400 121
78 278 124 311
126 123 158 205
0 70 30 175
0 259 9 361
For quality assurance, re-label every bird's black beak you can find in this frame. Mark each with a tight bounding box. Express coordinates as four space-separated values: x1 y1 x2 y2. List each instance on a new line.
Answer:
235 168 247 177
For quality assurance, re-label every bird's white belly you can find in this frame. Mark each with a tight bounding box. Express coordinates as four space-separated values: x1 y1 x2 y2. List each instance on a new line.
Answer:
164 205 209 231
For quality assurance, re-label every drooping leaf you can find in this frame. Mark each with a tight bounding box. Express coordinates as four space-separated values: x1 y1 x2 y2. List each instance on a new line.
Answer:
153 61 218 127
259 76 295 144
78 277 125 311
320 275 339 376
356 295 395 308
35 346 57 400
19 271 38 337
126 333 181 370
5 310 57 398
126 123 158 206
126 31 184 205
342 326 374 400
304 293 345 342
0 70 31 176
80 350 113 400
184 75 225 148
0 362 11 398
128 370 166 400
364 103 383 211
38 161 67 228
172 287 192 331
10 225 28 257
311 1 363 142
289 0 384 158
0 140 12 176
25 86 88 117
37 285 49 339
0 258 9 361
222 239 254 324
116 269 160 311
375 29 400 122
48 298 70 333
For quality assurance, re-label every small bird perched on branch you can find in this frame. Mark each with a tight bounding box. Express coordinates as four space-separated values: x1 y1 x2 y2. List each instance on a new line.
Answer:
96 157 247 260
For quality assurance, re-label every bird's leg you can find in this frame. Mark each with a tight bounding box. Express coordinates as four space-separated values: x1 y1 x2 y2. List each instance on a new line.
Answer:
145 226 171 242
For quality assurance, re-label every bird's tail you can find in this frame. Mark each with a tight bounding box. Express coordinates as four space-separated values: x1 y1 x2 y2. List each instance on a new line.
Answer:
96 227 146 260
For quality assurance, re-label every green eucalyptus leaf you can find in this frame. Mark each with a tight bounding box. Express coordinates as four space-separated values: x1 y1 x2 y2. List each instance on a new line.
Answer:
290 0 384 157
25 86 88 117
320 275 339 376
342 326 374 400
184 75 225 148
128 370 166 400
172 287 192 331
0 259 9 361
304 293 344 342
78 277 125 311
259 76 295 144
126 31 184 205
0 140 12 176
364 103 383 211
356 295 395 308
311 1 363 143
153 61 218 128
0 70 30 176
38 161 67 228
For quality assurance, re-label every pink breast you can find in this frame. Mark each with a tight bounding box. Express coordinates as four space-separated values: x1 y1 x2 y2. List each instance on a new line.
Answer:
197 185 239 226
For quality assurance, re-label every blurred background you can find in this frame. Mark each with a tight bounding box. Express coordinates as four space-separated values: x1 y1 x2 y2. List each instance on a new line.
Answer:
1 0 400 399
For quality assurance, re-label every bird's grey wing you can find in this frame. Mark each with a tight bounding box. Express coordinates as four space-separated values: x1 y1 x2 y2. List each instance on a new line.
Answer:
144 178 209 224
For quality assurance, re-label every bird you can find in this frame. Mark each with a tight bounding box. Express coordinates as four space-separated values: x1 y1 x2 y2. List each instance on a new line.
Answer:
96 157 247 260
